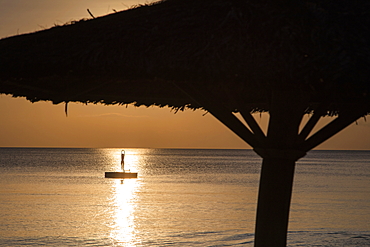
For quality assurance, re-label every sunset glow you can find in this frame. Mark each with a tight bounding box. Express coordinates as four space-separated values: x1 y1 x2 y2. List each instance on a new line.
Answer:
1 0 370 150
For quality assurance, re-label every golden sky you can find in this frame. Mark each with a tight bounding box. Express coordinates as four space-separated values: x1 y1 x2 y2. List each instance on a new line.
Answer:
1 0 369 149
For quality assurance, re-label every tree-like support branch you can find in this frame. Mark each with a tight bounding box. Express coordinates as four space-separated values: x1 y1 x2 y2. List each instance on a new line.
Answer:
208 107 260 147
172 82 262 148
238 107 267 144
300 106 368 152
297 103 328 143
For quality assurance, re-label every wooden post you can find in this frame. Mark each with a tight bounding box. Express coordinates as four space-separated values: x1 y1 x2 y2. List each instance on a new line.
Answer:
254 157 296 247
254 91 307 247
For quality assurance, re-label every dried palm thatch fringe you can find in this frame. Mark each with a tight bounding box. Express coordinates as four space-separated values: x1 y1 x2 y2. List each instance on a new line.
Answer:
87 9 95 19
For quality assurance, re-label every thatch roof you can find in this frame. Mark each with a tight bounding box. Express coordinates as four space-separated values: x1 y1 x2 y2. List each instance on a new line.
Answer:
1 0 369 114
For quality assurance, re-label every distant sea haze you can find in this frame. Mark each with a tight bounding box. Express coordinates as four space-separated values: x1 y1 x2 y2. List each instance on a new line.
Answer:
0 148 369 246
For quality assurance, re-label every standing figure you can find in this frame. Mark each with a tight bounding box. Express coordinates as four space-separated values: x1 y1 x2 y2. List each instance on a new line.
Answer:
121 150 125 172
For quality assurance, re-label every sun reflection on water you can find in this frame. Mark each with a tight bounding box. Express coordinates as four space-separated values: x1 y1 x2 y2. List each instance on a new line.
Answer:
105 149 143 246
110 179 140 246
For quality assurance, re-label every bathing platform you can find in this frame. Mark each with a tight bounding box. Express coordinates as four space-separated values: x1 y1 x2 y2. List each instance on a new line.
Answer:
105 171 138 179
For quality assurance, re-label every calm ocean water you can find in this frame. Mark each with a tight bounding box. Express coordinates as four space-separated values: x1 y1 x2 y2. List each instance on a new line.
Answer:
0 148 369 246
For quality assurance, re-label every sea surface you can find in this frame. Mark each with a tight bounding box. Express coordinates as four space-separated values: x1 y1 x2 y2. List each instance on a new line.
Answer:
0 148 369 246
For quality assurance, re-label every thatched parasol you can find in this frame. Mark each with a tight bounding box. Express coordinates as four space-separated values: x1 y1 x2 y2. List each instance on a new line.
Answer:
1 0 369 246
